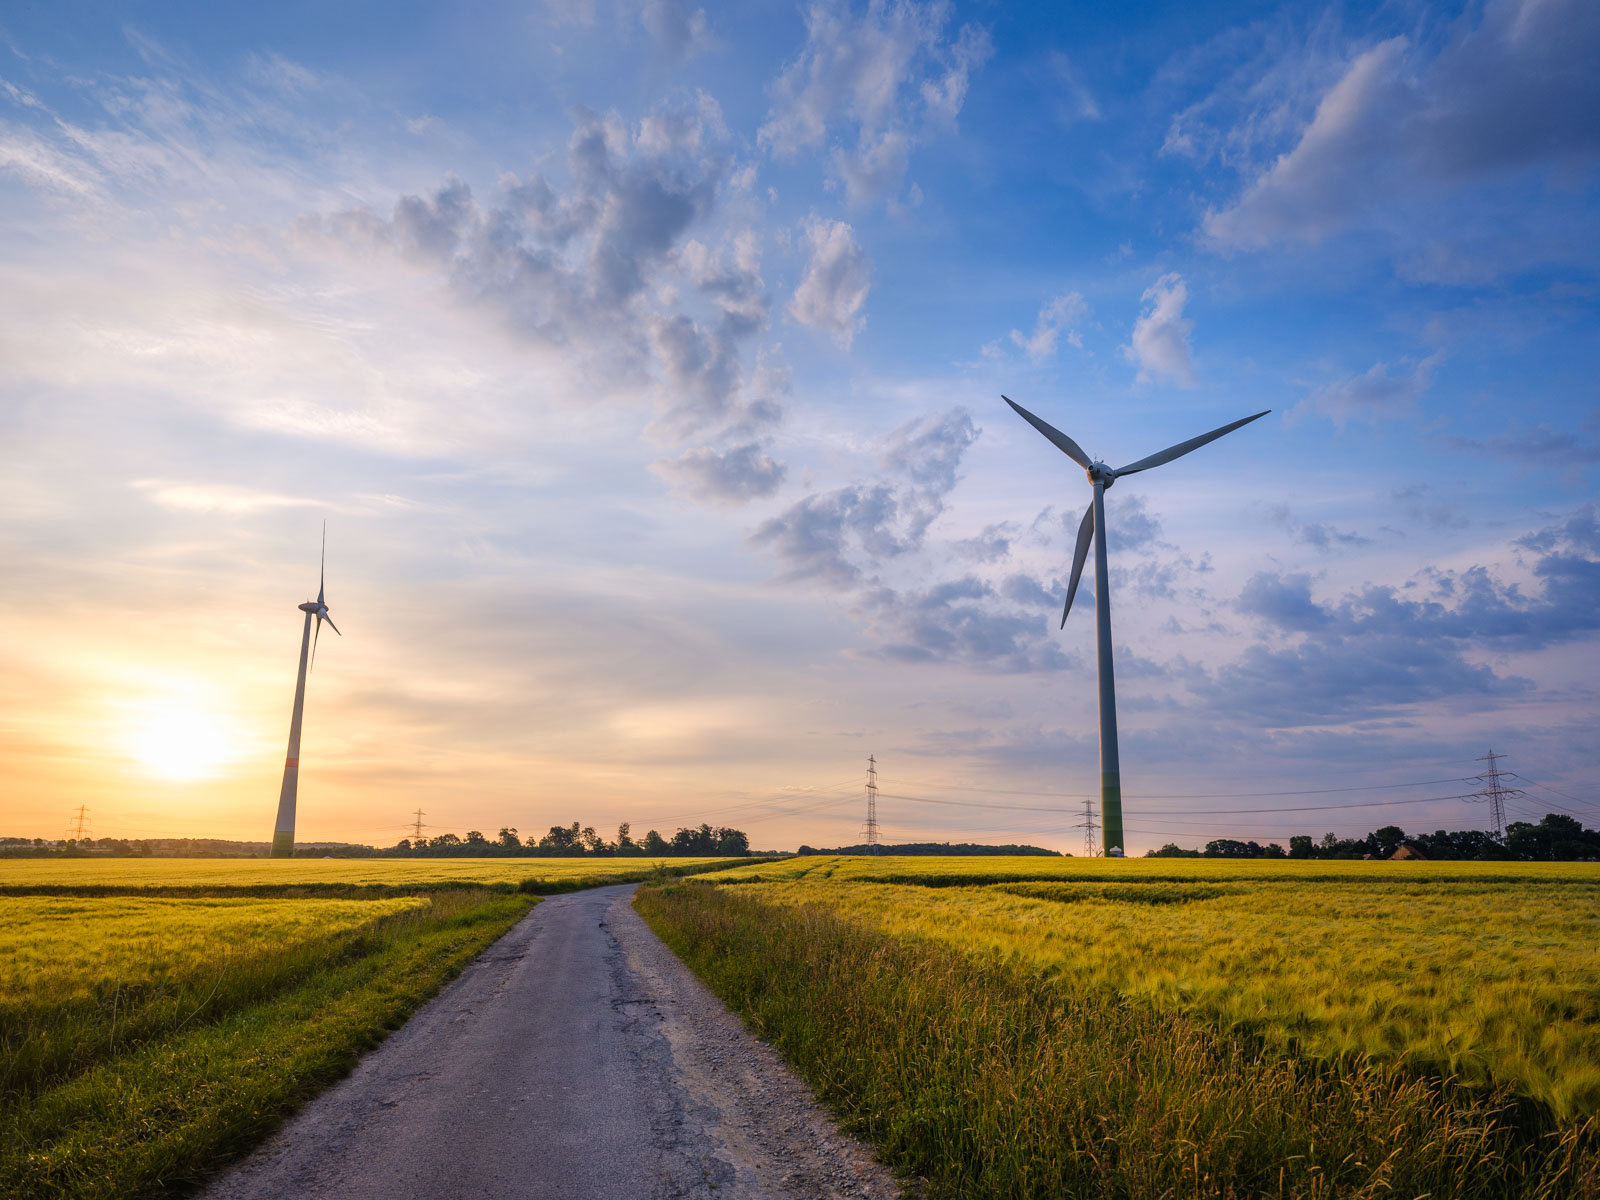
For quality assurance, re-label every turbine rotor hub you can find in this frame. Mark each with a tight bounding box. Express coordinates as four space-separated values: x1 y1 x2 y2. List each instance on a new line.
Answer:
1087 461 1115 488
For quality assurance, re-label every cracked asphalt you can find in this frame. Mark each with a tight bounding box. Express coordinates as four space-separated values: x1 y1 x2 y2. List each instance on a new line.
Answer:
200 884 903 1200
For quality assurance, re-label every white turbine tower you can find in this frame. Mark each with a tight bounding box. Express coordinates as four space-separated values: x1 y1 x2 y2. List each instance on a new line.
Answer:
1004 396 1269 857
271 525 341 859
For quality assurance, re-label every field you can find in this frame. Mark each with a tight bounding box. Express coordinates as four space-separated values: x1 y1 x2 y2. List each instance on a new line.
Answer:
0 856 736 1199
638 856 1600 1199
0 855 736 889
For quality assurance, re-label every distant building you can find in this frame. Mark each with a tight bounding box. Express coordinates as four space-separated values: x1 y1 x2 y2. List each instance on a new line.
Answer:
1390 843 1428 861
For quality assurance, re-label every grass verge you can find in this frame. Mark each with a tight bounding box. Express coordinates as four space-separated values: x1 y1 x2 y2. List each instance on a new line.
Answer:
636 880 1599 1200
1 888 535 1199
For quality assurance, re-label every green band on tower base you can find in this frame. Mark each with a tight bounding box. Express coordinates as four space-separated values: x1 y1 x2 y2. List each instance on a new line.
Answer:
1101 772 1125 858
270 830 295 858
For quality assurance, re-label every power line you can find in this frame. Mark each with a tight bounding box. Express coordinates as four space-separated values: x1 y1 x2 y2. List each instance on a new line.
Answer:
887 776 1477 801
876 789 1481 817
1505 774 1599 816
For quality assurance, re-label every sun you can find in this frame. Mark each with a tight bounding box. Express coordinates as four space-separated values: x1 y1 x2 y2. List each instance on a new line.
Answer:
129 700 237 782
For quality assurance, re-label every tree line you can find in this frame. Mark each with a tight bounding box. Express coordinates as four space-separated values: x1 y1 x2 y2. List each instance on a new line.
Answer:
1145 813 1600 861
388 821 752 857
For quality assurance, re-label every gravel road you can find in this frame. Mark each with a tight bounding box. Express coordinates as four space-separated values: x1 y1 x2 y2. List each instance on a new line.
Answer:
200 884 903 1200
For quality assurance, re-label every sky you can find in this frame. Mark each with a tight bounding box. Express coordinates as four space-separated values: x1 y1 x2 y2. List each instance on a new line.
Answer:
2 0 1597 854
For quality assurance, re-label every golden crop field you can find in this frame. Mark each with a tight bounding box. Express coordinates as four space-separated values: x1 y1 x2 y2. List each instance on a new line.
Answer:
711 855 1600 1117
640 857 1600 1198
1 894 427 997
0 855 735 888
1 853 760 1198
714 853 1600 884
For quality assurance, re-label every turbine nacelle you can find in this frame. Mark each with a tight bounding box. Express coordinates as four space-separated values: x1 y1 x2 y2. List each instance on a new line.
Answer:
1087 462 1115 488
298 601 319 613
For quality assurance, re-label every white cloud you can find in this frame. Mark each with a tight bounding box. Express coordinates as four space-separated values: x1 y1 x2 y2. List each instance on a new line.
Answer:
654 442 786 503
786 216 871 348
1046 51 1100 125
758 0 991 206
1009 292 1088 363
1204 37 1410 247
1206 0 1600 249
1122 274 1195 387
1291 355 1440 429
642 0 713 63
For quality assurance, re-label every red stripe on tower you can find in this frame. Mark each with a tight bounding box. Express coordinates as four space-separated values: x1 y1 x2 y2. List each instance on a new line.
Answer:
285 757 299 768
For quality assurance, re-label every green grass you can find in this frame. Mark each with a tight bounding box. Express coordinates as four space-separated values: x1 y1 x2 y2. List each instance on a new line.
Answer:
1 887 535 1199
638 879 1600 1200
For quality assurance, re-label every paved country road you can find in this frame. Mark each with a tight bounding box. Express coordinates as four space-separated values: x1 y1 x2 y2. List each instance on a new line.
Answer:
201 885 903 1200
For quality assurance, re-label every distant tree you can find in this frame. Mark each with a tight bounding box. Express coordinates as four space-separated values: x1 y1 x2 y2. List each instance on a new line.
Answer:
1288 835 1314 859
1145 843 1201 858
715 827 749 856
615 823 638 855
1507 813 1600 861
641 828 669 855
497 827 521 853
1262 842 1286 858
431 832 462 852
1204 839 1264 858
672 824 721 855
539 822 582 855
1369 825 1407 859
395 838 413 853
580 826 605 854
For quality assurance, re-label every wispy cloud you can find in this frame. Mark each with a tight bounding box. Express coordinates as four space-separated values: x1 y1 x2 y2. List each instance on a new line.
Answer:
759 0 991 206
1123 274 1195 387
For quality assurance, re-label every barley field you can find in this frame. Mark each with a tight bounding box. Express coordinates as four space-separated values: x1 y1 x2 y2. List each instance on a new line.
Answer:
639 856 1600 1199
0 855 735 889
0 855 749 1198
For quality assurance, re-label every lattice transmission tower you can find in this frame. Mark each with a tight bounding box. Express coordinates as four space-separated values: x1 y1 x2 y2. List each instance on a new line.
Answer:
1074 796 1101 856
67 805 92 843
1471 750 1523 839
410 808 426 840
862 755 880 855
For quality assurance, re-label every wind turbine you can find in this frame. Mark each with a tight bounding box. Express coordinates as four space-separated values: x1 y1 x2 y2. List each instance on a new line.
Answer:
271 524 341 858
1003 396 1269 857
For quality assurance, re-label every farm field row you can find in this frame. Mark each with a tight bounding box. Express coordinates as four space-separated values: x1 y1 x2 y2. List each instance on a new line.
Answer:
1 856 756 1197
0 877 543 1197
638 857 1600 1198
716 853 1600 884
712 856 1600 1117
0 855 739 888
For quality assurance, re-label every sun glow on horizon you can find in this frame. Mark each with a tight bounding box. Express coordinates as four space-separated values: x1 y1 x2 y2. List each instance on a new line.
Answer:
122 690 243 783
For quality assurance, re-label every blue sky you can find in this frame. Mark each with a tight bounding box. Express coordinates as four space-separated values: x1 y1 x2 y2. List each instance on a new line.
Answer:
2 0 1596 852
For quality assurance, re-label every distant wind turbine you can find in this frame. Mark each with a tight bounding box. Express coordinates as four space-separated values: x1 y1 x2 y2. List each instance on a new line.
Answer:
1003 396 1269 857
271 524 341 859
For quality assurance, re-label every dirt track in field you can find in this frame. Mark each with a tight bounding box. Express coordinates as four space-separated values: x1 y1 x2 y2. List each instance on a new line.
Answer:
200 884 903 1200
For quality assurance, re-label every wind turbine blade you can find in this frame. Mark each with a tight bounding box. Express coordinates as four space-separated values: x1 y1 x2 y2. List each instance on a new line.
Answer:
1002 395 1092 470
310 616 321 674
324 615 341 637
1114 410 1270 477
318 521 326 604
1061 500 1095 628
